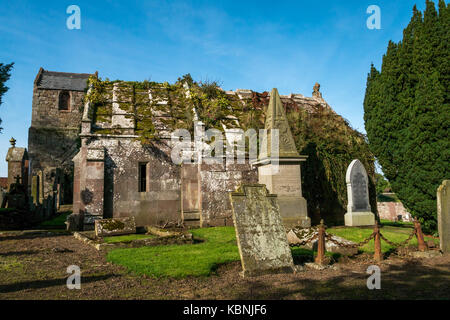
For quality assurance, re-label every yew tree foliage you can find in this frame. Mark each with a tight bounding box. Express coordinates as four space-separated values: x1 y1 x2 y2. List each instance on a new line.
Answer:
0 62 14 131
287 106 376 226
364 0 449 233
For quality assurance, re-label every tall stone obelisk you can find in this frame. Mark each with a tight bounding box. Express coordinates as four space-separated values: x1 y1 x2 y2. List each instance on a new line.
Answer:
253 88 310 228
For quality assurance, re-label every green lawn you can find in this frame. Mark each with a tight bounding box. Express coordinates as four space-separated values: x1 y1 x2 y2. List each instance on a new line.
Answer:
107 226 340 278
380 219 413 228
102 234 156 243
107 227 240 278
38 212 70 227
106 223 440 279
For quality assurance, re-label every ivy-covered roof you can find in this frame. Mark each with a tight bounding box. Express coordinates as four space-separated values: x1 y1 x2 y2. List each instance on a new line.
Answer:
85 75 334 142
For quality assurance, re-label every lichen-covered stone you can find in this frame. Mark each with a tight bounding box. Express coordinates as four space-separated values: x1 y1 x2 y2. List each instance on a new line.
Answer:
230 184 294 277
95 217 136 237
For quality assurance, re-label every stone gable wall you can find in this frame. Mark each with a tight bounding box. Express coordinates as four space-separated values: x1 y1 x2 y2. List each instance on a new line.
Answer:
31 88 84 128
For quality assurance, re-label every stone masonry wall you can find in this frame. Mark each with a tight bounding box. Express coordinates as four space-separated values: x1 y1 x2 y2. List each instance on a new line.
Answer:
31 88 84 128
377 200 412 222
200 161 257 227
75 136 181 227
28 87 84 205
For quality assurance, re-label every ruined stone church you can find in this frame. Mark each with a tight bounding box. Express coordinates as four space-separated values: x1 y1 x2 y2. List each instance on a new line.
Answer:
27 68 333 230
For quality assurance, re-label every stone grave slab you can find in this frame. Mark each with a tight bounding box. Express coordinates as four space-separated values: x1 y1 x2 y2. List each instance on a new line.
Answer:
229 184 295 277
95 217 136 237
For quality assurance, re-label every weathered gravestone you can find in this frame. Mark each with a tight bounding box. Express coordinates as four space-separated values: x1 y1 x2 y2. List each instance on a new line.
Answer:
344 159 375 226
437 180 450 253
229 184 295 277
95 217 136 237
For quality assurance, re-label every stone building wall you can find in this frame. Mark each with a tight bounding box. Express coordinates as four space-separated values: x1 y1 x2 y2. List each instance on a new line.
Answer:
31 88 84 128
30 70 369 230
72 135 258 228
377 197 412 222
28 69 91 208
199 161 257 227
73 137 182 228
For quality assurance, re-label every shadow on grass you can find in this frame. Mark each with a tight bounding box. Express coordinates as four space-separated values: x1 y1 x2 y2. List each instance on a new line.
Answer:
0 231 70 242
291 247 341 265
381 221 414 229
0 250 41 257
234 259 450 300
0 274 118 294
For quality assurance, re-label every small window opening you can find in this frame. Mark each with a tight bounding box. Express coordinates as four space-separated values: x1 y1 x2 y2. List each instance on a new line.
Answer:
59 90 70 111
138 163 147 192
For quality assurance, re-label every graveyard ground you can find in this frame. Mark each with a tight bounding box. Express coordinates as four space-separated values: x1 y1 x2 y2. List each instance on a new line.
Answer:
1 224 449 300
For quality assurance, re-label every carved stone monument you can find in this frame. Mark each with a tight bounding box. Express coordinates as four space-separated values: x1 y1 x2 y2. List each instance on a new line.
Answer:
312 82 323 99
230 184 295 277
253 88 310 228
344 159 375 226
437 180 450 253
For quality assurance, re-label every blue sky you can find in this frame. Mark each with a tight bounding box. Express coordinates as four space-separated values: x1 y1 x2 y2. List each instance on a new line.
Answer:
0 0 433 176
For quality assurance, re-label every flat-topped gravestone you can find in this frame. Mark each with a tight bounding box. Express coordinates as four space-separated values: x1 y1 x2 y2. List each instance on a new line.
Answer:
344 159 375 226
437 180 450 253
95 217 136 237
230 184 295 277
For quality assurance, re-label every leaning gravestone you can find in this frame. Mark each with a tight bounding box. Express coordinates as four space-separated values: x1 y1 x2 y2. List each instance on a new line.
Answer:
344 159 375 226
437 180 450 253
229 184 295 277
95 217 136 237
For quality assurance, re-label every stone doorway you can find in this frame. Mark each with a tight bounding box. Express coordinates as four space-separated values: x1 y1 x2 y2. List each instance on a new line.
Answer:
181 164 201 226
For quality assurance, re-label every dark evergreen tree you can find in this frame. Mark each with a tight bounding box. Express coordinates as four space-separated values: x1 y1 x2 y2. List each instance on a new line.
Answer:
0 63 14 106
0 62 14 131
364 0 449 233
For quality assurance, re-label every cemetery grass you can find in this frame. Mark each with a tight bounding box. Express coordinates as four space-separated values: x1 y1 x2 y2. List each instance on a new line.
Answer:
102 234 156 244
107 227 341 278
38 212 70 227
1 226 450 299
37 206 72 228
106 227 241 278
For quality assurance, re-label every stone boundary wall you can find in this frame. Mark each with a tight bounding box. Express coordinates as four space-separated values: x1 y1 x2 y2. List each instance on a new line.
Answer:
377 201 412 222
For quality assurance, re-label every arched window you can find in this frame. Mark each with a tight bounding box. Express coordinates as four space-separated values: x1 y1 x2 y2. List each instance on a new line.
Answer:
59 91 70 111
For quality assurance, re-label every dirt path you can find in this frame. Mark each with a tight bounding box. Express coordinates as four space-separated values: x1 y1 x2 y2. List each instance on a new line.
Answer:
1 230 449 300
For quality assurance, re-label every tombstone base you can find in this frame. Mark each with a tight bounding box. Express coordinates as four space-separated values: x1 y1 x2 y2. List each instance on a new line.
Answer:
240 266 295 278
344 211 375 226
278 196 311 229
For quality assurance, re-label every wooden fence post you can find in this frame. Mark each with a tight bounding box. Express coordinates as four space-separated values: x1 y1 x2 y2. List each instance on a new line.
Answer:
373 223 383 262
414 218 428 252
315 219 326 265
